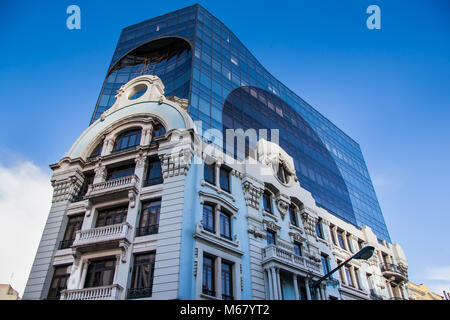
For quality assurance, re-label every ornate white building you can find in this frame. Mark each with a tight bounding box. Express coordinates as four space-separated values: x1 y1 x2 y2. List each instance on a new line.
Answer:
23 75 409 300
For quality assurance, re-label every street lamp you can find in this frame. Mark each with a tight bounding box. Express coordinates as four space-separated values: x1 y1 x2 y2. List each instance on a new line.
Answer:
311 246 375 290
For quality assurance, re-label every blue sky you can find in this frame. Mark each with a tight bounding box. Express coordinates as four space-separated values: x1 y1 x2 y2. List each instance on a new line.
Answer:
0 0 449 296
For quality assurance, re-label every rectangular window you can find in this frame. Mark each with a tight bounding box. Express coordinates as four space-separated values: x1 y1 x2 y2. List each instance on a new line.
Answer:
345 266 354 287
84 258 116 288
60 215 83 249
202 255 215 296
266 230 276 245
47 265 71 300
137 200 161 237
354 268 361 290
221 261 233 300
315 221 324 239
263 190 272 213
294 242 302 256
321 254 331 274
203 204 215 233
204 163 215 185
73 172 94 202
145 158 163 186
289 206 298 226
220 211 232 240
128 252 155 299
107 163 135 180
337 231 345 249
96 206 128 227
219 166 230 192
347 235 354 253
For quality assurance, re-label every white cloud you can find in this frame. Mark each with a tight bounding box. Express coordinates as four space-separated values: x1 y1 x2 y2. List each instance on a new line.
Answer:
424 266 450 297
0 161 52 297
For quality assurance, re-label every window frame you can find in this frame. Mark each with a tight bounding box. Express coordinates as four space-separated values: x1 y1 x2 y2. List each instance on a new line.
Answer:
204 162 216 185
137 199 161 237
128 252 156 299
113 129 142 152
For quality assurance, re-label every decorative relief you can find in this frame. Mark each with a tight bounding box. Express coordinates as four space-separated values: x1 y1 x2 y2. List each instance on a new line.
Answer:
276 199 289 220
263 219 281 232
160 148 193 178
248 227 266 239
94 163 107 180
128 190 136 208
242 181 263 210
119 241 129 263
301 211 318 237
51 175 83 203
289 231 306 243
134 150 147 168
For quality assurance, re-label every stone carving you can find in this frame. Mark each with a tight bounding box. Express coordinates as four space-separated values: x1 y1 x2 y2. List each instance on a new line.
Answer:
276 199 289 220
301 211 318 237
128 190 136 208
51 175 83 203
242 181 263 210
248 227 266 239
160 148 193 178
119 241 129 263
94 163 107 180
289 231 305 243
263 219 281 232
134 151 147 168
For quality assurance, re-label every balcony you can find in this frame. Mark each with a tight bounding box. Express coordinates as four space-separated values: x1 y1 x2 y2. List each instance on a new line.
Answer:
262 245 322 275
60 284 123 300
84 175 139 203
380 263 408 283
72 222 132 253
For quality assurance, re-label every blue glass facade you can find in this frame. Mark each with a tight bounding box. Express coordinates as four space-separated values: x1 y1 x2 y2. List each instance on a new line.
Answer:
90 4 391 242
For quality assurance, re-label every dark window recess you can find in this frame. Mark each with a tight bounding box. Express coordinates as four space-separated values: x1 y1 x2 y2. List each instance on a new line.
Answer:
219 166 230 192
337 231 345 249
84 258 116 288
277 163 288 183
203 204 215 233
152 123 166 139
220 211 232 240
113 129 141 152
266 230 276 245
289 206 298 226
204 163 215 185
96 206 128 227
202 255 215 296
315 222 324 239
221 261 233 300
145 158 163 186
73 173 94 202
88 141 103 159
128 252 156 299
47 265 71 300
107 163 135 180
321 254 331 274
263 190 272 213
136 200 161 237
59 215 84 249
294 243 302 256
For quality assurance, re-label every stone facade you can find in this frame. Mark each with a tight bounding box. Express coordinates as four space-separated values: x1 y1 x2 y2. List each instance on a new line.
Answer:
23 75 409 300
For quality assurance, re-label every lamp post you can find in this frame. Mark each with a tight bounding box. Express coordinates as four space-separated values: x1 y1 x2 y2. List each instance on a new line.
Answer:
310 246 375 294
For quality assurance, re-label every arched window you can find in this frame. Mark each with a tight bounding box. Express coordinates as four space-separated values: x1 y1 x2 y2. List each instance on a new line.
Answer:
88 141 103 159
113 129 141 152
152 123 166 139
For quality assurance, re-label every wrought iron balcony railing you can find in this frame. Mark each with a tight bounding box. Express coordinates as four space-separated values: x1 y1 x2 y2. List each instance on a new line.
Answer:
135 224 159 237
127 286 153 299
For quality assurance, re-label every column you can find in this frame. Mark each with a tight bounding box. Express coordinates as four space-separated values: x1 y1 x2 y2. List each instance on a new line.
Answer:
216 257 222 298
331 226 339 246
266 269 273 300
79 260 89 289
275 268 282 300
293 274 300 300
215 161 222 188
270 268 279 300
401 284 409 300
305 279 312 300
322 284 328 300
349 266 358 288
214 204 222 237
342 231 350 251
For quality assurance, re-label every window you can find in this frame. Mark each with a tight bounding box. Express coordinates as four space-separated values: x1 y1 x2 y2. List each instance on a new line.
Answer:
84 258 116 288
204 163 215 185
344 266 354 287
277 163 288 183
89 141 103 159
347 235 354 253
60 215 83 249
266 230 276 245
145 157 163 186
354 267 361 290
289 205 298 226
220 210 232 240
73 172 94 202
47 265 71 300
321 254 331 275
294 242 302 256
128 252 155 299
315 221 324 239
107 163 135 180
152 123 166 139
203 204 215 233
96 206 127 227
219 166 230 192
137 200 161 237
202 255 215 296
113 129 141 152
263 190 272 213
337 231 345 249
221 261 233 300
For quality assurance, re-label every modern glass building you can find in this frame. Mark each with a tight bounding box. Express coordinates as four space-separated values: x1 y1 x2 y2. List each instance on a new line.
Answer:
90 4 391 242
